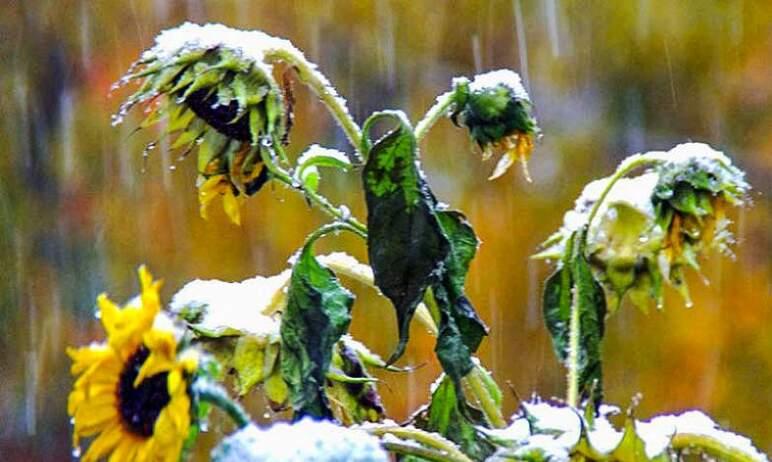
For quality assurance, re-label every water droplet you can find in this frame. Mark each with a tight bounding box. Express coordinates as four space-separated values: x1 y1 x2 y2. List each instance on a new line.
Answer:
94 310 101 319
263 412 270 419
169 165 177 171
69 417 75 425
260 137 273 148
72 446 81 458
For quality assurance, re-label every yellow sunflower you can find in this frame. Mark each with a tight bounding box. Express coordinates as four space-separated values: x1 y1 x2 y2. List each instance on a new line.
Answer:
68 266 198 462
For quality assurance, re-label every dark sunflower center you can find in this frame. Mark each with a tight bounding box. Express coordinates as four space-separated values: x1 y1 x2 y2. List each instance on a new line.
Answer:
117 346 171 437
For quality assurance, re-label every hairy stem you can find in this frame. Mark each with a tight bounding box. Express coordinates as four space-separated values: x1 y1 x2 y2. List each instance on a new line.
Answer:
414 90 456 142
364 425 474 462
566 282 581 407
193 380 251 429
263 49 364 164
465 367 507 428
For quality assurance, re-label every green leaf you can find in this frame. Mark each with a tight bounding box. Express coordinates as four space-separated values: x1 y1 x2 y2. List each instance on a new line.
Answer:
232 336 280 396
432 211 487 382
542 230 606 408
361 111 450 364
280 241 354 419
542 235 574 363
417 375 496 460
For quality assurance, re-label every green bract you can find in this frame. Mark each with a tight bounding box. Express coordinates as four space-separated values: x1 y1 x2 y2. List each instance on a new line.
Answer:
450 70 541 180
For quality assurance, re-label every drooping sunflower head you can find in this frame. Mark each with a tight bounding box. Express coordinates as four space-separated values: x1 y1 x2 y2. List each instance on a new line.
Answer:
115 22 298 225
68 266 199 462
649 142 750 302
535 143 750 311
450 69 541 181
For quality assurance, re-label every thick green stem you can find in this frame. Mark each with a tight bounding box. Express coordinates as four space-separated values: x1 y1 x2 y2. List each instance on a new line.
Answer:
263 49 364 164
670 433 764 462
364 425 474 462
566 282 581 407
414 91 456 142
465 367 507 428
193 380 251 429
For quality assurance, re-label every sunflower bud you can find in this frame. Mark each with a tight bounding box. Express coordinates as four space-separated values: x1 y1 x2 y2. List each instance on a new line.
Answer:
115 22 296 224
536 143 749 311
450 70 541 181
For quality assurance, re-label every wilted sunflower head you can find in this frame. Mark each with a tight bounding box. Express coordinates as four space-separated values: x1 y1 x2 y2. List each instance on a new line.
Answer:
68 266 199 462
536 143 749 311
115 22 299 224
450 69 541 181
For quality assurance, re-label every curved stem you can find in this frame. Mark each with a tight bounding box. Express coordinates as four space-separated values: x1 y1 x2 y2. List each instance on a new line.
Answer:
263 49 364 164
414 91 456 142
465 367 507 428
670 433 763 462
364 425 474 462
304 221 366 246
584 155 663 233
193 380 251 429
259 143 368 235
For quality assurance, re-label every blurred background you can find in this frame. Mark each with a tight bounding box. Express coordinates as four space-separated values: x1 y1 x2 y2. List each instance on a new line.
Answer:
0 0 770 459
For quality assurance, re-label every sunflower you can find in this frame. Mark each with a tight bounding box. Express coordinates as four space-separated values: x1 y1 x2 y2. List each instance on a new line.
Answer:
68 266 198 462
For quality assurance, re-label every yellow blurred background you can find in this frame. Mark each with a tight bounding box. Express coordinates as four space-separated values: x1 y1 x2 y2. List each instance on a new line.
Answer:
0 1 769 459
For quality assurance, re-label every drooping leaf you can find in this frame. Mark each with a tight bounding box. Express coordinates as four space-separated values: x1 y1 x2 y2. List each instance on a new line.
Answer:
361 111 449 364
432 210 489 383
414 375 496 461
326 340 385 425
280 241 354 419
542 230 606 408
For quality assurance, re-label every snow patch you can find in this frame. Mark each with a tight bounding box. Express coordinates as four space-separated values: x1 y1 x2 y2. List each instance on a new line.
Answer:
468 69 530 101
170 270 290 338
211 419 389 462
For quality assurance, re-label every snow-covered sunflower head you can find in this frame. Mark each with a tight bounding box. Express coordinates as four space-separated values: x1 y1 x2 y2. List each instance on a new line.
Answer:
450 69 541 181
536 143 749 311
114 23 298 225
68 266 199 462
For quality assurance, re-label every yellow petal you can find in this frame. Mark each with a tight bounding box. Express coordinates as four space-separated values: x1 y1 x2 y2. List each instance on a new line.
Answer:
222 190 243 225
108 437 141 462
198 175 227 220
82 422 124 462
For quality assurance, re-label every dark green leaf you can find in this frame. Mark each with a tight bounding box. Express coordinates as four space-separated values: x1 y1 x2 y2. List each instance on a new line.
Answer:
433 210 488 383
542 235 575 362
361 111 450 364
280 242 354 419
